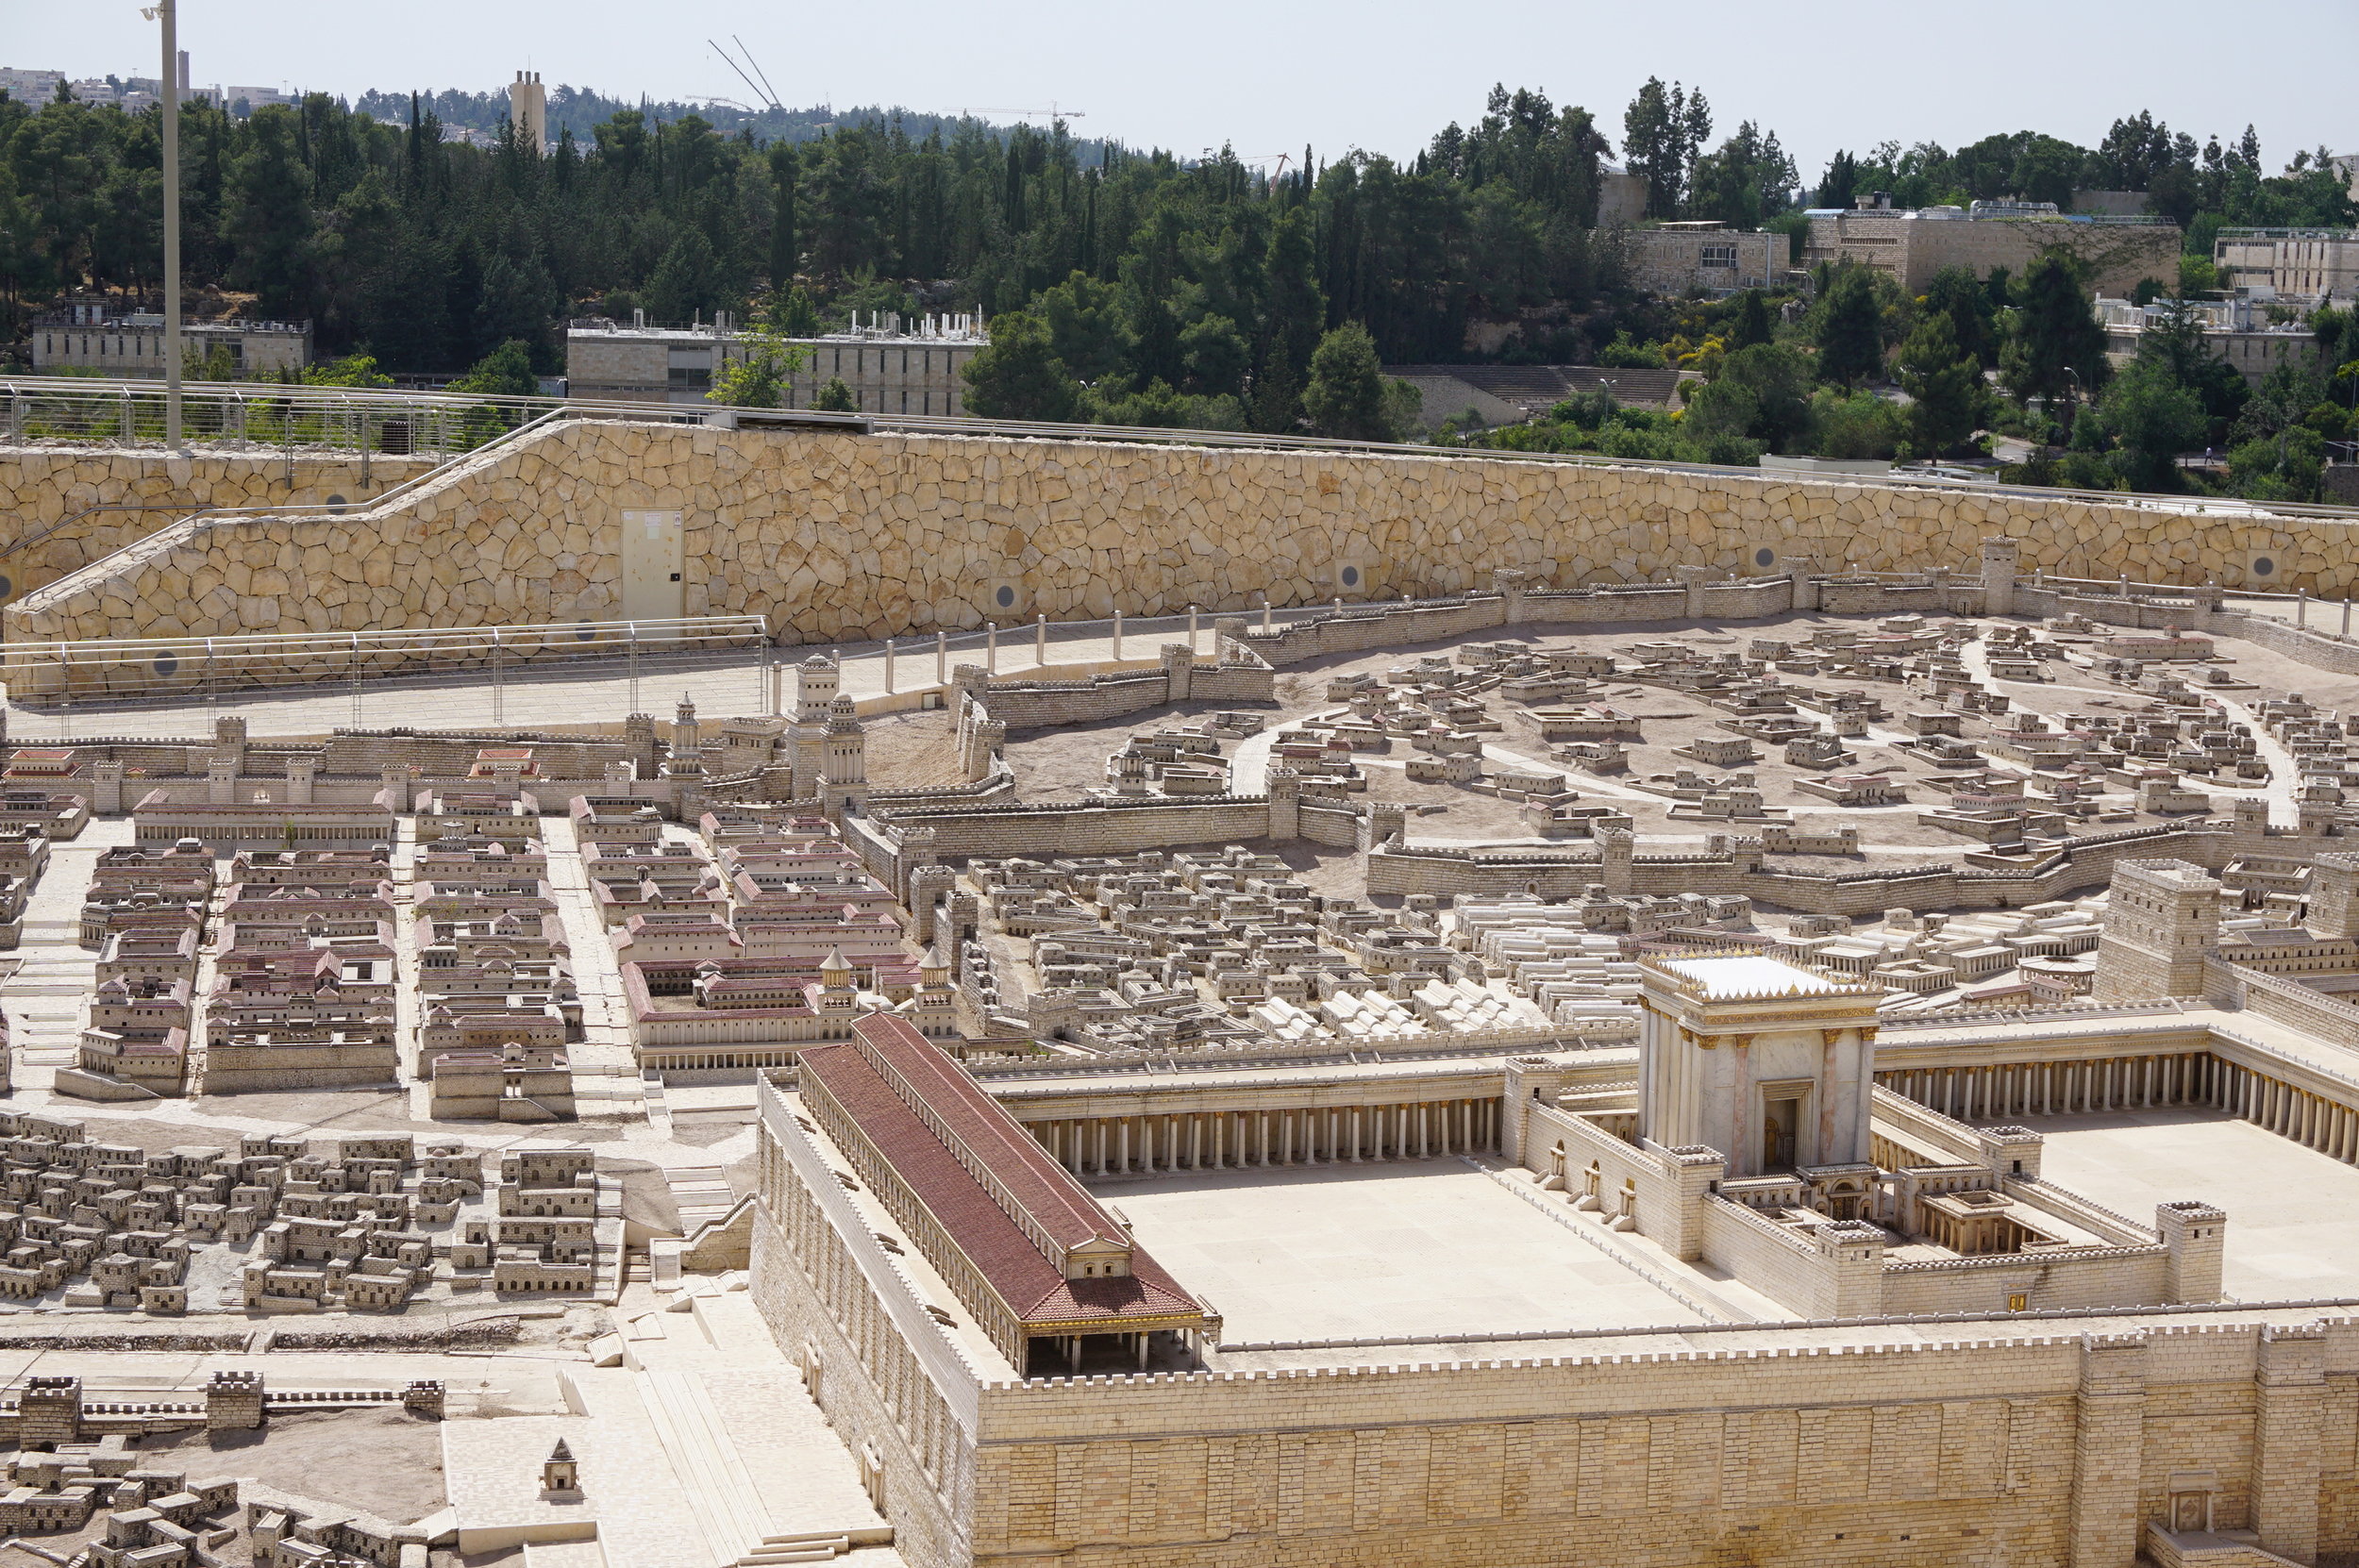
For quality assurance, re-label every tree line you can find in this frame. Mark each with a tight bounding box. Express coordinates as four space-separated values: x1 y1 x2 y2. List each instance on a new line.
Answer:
0 75 2353 459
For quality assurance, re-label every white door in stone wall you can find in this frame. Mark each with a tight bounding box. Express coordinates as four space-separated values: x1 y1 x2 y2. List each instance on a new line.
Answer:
619 509 685 622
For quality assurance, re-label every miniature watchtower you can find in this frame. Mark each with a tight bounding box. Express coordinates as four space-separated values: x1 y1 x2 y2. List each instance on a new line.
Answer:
206 1369 264 1431
2093 859 2222 1002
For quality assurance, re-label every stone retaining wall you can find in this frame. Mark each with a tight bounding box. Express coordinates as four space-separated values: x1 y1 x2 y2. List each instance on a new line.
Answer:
8 420 2357 650
0 443 430 607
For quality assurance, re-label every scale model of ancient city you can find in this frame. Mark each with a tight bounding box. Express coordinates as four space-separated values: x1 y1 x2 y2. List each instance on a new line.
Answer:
4 421 2359 1568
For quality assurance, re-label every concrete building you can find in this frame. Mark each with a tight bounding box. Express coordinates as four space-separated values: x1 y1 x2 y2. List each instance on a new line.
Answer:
1621 222 1781 295
2097 295 2325 386
31 301 310 379
508 71 546 154
1596 163 1648 226
1802 197 2182 296
2213 226 2359 305
565 314 989 415
0 68 66 104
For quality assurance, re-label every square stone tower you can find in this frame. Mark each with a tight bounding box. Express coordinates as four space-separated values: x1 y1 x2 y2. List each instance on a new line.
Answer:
1636 953 1883 1178
2094 859 2222 1002
2304 851 2359 938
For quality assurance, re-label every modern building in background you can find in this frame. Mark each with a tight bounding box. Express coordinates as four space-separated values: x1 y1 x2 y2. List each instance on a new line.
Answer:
1803 196 2183 296
2096 295 2324 386
1621 222 1782 295
565 313 990 415
2214 228 2359 305
30 301 311 379
508 71 547 154
0 67 66 104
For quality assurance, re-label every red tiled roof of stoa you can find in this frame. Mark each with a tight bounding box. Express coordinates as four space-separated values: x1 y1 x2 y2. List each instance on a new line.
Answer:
798 1014 1207 1331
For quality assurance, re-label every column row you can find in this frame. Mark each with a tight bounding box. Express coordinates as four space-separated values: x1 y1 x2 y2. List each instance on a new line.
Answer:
1881 1052 2216 1121
2220 1060 2359 1163
1031 1097 1501 1178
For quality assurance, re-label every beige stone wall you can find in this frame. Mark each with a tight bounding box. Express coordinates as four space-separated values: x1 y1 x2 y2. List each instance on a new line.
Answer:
8 420 2358 649
1804 212 2183 296
0 444 430 608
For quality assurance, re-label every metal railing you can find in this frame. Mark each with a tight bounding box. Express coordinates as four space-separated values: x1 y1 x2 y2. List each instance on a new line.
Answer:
9 373 2359 523
2 613 774 716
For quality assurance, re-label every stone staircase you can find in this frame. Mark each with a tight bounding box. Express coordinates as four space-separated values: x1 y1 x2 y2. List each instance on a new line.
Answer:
664 1164 737 1233
0 826 125 1090
601 1290 895 1567
633 1367 776 1564
2142 1521 2308 1566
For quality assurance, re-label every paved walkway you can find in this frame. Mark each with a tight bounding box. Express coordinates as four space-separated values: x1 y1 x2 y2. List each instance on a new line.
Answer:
5 616 1230 740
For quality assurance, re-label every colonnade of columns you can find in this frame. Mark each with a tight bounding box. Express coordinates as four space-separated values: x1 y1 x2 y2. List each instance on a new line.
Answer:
1028 1097 1499 1178
1880 1051 2359 1165
2219 1058 2359 1163
1879 1052 2216 1121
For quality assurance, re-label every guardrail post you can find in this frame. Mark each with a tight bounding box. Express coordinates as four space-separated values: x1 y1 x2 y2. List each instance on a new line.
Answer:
884 638 895 694
491 626 505 724
627 622 641 716
1188 603 1199 653
1113 609 1123 659
2343 599 2351 638
760 629 774 716
350 633 362 728
934 630 945 686
2298 590 2307 628
1261 595 1272 634
985 621 997 676
1035 614 1046 666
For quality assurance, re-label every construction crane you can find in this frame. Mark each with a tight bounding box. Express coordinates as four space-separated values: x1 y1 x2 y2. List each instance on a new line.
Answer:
955 105 1087 122
707 37 784 112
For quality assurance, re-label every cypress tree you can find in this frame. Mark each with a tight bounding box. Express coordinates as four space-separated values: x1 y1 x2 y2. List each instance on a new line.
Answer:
768 141 797 289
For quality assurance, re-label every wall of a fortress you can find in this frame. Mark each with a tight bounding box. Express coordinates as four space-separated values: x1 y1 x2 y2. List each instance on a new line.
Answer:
957 1322 2359 1568
8 420 2359 647
1366 824 2246 911
0 443 431 609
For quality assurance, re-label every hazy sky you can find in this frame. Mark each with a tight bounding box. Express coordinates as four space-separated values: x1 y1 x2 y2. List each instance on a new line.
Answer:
8 0 2354 179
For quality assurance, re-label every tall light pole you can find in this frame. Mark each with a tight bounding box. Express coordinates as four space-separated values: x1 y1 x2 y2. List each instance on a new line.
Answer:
145 2 183 450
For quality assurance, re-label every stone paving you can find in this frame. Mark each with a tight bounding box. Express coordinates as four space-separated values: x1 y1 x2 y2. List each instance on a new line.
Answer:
1099 1158 1716 1345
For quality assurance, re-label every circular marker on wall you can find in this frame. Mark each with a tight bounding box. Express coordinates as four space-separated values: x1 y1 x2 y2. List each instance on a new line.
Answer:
2252 557 2277 578
576 622 597 641
326 494 348 513
1340 565 1362 589
154 653 178 677
995 585 1016 609
1754 547 1777 569
0 574 14 599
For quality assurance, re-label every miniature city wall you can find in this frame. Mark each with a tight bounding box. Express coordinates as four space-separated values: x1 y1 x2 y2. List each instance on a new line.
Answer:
7 420 2357 657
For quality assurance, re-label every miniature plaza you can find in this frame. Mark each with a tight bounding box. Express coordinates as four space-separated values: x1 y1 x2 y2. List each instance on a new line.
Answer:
6 512 2359 1562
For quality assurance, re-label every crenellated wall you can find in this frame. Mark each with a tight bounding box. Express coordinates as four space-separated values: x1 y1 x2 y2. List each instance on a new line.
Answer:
8 420 2359 651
